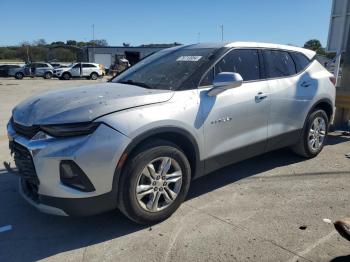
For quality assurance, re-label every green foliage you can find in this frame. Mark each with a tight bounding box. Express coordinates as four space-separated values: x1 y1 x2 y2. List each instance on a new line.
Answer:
304 39 322 51
50 41 65 46
66 40 77 46
303 39 326 55
48 48 76 61
88 39 108 47
0 38 109 62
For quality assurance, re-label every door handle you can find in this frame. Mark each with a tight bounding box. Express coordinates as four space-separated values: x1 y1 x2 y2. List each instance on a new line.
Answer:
300 81 311 88
255 92 268 101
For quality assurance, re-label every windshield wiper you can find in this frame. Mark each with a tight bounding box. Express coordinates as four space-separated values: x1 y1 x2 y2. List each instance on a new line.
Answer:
118 80 153 89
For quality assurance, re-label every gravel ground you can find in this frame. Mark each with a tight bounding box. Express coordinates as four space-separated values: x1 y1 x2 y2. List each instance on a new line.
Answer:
0 78 349 262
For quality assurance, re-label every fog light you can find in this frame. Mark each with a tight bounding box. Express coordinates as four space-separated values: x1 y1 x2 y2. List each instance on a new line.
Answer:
60 160 95 192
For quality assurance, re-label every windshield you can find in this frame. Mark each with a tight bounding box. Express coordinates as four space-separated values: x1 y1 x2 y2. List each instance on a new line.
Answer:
112 46 219 90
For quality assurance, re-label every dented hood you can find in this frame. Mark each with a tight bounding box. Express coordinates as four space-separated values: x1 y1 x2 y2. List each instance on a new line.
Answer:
12 83 174 126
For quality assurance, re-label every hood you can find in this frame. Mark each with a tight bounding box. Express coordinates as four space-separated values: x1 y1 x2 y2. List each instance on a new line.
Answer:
12 83 174 126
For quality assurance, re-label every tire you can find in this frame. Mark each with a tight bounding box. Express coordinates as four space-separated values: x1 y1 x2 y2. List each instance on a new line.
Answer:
15 72 24 79
292 109 329 158
90 72 98 80
62 72 71 80
44 72 52 79
118 140 191 224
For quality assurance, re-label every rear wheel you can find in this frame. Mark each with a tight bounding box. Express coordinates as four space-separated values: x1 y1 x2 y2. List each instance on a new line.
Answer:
44 72 52 79
90 72 98 80
15 72 24 79
118 140 191 224
292 109 328 158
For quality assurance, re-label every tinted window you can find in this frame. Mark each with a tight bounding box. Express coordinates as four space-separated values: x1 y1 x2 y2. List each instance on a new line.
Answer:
263 50 296 78
290 52 310 73
82 64 96 68
215 49 260 81
33 63 47 68
200 68 214 86
73 64 81 68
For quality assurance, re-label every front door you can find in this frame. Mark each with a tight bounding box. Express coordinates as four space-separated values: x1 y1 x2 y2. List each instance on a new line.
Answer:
200 49 270 173
71 63 81 77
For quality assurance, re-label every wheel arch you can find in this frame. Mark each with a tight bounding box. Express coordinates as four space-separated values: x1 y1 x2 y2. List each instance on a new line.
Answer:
311 98 333 122
113 127 202 195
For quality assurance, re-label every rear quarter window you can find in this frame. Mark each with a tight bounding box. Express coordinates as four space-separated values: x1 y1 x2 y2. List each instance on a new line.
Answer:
290 52 311 73
263 50 296 78
82 64 97 68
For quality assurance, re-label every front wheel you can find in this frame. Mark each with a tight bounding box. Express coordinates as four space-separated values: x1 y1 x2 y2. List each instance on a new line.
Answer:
118 140 191 224
292 109 329 158
61 72 71 80
15 72 24 79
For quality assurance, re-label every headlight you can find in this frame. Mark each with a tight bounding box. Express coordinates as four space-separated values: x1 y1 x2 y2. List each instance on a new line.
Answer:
40 122 100 137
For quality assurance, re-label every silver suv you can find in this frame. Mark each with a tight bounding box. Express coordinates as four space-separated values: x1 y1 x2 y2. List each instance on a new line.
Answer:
7 42 335 224
9 62 54 79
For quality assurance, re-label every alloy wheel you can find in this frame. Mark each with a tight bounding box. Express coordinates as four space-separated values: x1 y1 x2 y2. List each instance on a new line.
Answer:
136 157 182 212
308 116 326 152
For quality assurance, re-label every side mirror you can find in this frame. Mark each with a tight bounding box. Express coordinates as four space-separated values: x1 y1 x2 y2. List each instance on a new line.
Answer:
207 72 243 96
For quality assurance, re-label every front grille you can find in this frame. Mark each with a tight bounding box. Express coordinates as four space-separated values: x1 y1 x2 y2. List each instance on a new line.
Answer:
9 141 40 202
12 119 40 139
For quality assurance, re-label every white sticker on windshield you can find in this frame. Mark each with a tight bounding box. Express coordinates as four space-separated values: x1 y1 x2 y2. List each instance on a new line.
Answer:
176 56 202 62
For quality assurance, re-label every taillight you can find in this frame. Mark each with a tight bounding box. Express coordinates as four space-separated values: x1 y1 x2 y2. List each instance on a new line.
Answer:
330 76 336 86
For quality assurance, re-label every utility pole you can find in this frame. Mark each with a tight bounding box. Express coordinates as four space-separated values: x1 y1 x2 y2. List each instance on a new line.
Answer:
92 24 95 62
26 45 29 63
220 24 224 42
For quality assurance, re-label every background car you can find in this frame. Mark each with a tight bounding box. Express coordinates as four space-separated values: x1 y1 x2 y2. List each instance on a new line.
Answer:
9 62 54 79
49 62 71 69
53 62 103 80
0 64 22 77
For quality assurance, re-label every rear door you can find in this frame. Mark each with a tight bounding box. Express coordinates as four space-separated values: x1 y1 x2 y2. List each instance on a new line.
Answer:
201 49 270 173
82 63 96 76
263 49 313 151
35 63 49 76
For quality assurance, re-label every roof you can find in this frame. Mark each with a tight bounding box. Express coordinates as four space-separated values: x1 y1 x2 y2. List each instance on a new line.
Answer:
184 41 316 60
224 41 316 59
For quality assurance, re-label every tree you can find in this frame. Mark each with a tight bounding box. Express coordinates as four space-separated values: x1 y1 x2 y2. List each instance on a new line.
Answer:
48 48 76 61
66 40 77 46
34 39 47 46
77 41 87 47
304 39 322 51
51 41 65 46
89 39 108 47
303 39 326 54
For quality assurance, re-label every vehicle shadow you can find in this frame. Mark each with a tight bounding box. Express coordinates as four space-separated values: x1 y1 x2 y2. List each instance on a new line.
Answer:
187 147 305 200
325 132 350 146
0 134 346 261
330 255 350 262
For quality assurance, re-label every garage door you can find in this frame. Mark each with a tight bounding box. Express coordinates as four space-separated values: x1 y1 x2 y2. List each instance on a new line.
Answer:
94 54 112 69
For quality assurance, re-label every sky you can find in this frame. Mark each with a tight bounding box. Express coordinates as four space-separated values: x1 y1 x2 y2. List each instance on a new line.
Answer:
0 0 332 48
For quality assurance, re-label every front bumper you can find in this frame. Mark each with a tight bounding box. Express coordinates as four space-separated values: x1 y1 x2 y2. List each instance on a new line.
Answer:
7 121 130 216
53 71 63 77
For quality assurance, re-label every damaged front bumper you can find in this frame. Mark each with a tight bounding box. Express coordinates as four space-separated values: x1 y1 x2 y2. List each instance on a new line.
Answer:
7 120 130 216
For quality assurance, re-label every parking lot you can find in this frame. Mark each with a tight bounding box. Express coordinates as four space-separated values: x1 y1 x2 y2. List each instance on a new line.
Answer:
0 78 349 262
